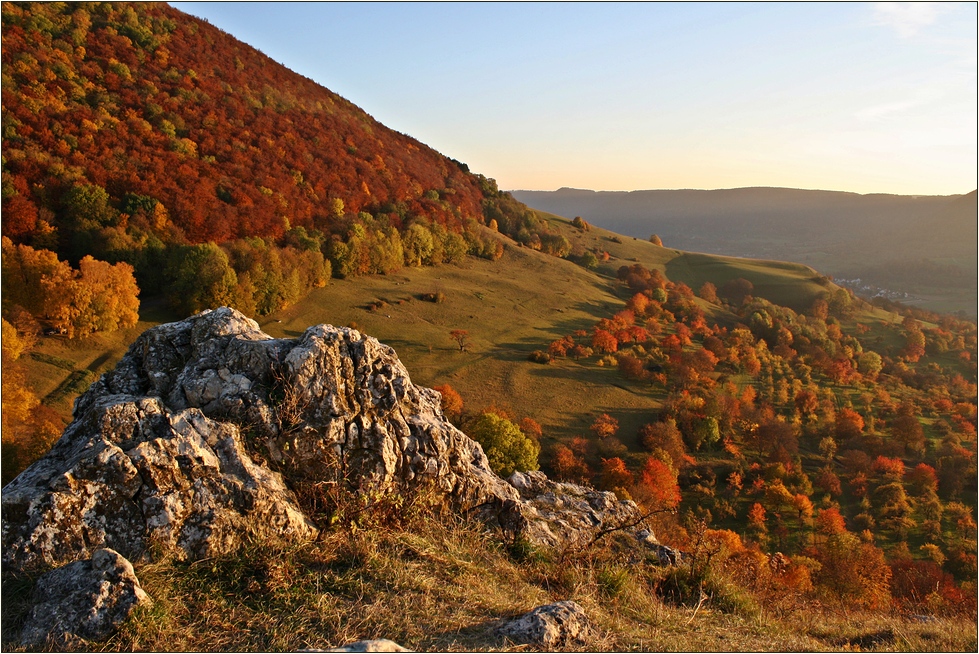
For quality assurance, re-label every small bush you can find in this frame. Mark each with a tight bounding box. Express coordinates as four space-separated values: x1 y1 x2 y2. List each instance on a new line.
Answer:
597 565 630 598
420 291 445 303
528 350 552 364
504 536 548 564
655 565 759 617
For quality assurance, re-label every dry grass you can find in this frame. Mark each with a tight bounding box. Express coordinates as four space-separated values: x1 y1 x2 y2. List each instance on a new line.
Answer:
4 505 974 652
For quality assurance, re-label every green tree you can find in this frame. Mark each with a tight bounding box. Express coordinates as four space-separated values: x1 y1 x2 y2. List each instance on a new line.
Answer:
579 250 599 270
164 243 239 315
402 223 434 267
856 351 883 381
63 183 117 231
467 412 540 478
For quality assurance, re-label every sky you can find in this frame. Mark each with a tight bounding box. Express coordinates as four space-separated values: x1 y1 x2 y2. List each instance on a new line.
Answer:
173 2 978 196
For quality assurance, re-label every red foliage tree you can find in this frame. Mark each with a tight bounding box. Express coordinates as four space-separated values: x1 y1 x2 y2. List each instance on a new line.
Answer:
905 463 938 497
591 329 618 354
871 456 905 481
635 456 680 509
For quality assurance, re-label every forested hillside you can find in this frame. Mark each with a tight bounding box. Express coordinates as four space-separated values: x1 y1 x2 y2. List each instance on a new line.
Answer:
1 1 553 318
1 1 488 241
1 2 977 648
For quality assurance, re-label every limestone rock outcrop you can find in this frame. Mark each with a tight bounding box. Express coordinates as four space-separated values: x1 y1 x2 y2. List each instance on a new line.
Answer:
2 393 317 569
19 548 152 646
507 471 643 550
497 600 591 648
3 308 648 573
2 309 508 569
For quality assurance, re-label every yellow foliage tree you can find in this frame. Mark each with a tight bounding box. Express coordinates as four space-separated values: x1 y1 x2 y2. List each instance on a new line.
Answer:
2 237 139 338
1 320 65 483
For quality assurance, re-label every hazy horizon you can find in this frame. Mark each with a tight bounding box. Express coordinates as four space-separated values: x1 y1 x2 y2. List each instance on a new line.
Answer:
507 185 977 196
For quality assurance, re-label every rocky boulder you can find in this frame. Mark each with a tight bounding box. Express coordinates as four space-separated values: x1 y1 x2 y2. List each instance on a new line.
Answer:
2 394 317 569
506 471 644 550
497 600 591 648
2 308 650 572
20 548 152 647
637 528 684 565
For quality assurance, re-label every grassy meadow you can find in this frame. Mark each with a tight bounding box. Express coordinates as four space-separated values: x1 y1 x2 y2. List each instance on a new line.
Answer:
4 505 975 652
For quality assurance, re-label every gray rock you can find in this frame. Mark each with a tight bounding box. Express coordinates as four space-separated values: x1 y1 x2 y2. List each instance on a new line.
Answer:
498 600 591 647
2 308 514 569
636 528 683 565
2 396 317 568
506 471 646 549
20 548 152 646
314 639 410 652
2 308 649 571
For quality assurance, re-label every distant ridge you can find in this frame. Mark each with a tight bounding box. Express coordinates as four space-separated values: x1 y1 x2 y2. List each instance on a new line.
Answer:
512 186 977 314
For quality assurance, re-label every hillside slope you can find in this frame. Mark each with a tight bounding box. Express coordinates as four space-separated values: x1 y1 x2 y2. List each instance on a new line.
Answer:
512 187 978 316
1 1 487 246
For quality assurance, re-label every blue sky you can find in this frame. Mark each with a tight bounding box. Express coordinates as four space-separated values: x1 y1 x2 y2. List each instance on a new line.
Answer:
173 2 977 195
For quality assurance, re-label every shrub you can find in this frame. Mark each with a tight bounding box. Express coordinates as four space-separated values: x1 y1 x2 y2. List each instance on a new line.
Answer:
528 350 551 364
655 565 759 617
466 412 540 478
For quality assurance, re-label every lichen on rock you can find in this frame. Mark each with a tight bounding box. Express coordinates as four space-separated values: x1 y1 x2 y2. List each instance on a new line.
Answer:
19 548 152 647
497 600 592 648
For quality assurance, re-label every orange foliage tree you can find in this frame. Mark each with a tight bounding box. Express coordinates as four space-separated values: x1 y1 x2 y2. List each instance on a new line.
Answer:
590 413 619 440
634 456 680 510
433 384 463 420
599 457 634 498
550 444 591 484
